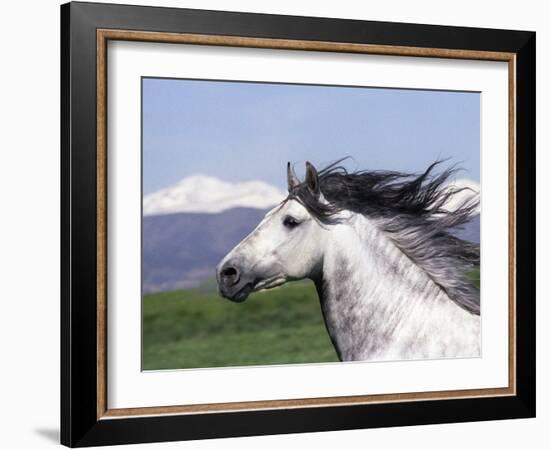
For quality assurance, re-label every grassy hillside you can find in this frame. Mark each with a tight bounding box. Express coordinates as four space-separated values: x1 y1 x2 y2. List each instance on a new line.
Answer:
143 268 480 370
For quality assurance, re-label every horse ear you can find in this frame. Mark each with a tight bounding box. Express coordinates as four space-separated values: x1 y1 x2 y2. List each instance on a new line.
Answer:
287 162 300 192
305 161 320 197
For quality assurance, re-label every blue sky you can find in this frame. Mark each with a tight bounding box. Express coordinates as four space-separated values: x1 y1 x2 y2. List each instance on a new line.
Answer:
142 78 479 195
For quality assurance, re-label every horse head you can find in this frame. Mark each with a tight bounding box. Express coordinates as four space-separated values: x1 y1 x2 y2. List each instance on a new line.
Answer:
216 162 327 302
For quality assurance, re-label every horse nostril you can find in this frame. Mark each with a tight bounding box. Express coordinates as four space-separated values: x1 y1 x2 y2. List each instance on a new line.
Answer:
221 266 240 285
222 267 237 277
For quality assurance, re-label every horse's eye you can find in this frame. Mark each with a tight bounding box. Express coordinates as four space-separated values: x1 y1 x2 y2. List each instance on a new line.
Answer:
283 216 300 229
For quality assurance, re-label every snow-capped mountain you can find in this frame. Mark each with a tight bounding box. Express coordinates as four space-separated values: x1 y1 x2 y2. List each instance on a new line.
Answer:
143 175 287 216
142 176 480 293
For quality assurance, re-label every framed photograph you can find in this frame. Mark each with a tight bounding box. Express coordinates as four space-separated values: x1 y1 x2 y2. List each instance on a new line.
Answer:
61 1 536 447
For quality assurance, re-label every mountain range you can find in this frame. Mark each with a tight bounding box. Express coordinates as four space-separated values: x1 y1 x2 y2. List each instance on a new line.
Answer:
143 176 480 293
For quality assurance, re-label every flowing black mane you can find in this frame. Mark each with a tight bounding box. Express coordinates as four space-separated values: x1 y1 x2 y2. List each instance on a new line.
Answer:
288 160 480 314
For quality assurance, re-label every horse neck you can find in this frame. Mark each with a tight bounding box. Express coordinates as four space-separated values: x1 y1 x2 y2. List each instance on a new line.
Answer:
313 214 478 361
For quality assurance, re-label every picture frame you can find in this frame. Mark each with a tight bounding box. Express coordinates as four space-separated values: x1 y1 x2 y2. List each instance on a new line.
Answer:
60 1 535 447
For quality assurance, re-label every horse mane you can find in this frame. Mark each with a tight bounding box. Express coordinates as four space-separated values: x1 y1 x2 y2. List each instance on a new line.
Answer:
288 159 480 315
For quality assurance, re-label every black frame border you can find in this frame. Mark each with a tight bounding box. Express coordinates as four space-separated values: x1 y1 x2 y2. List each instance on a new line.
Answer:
61 2 535 447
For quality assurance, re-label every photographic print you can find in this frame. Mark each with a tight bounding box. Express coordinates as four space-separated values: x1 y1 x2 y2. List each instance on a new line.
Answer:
142 78 481 370
62 5 535 445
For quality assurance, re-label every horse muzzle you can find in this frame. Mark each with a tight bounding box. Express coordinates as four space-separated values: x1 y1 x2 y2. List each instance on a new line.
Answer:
217 261 255 303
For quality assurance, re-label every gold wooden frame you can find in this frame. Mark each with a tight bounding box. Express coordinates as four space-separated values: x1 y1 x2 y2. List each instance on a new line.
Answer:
96 29 517 420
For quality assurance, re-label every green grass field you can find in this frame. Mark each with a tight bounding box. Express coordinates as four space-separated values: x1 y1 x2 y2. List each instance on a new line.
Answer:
143 280 338 370
143 268 480 370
